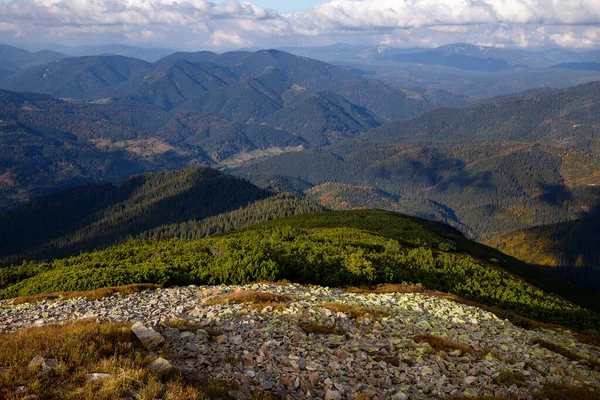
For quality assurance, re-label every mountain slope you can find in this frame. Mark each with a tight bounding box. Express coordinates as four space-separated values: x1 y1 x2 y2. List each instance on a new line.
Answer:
0 89 311 209
365 81 600 152
0 167 275 263
0 56 152 99
234 82 600 239
2 209 600 333
0 45 66 76
108 60 238 109
551 62 600 71
487 214 600 268
263 91 381 146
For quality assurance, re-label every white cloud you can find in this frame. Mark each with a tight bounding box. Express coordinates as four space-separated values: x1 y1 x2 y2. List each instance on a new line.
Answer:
211 30 247 47
0 0 598 49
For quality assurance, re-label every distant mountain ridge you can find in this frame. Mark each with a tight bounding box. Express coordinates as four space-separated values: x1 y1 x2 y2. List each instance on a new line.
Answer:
0 45 66 76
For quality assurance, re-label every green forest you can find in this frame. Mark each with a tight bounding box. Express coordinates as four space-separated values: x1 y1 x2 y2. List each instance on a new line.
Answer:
2 210 600 334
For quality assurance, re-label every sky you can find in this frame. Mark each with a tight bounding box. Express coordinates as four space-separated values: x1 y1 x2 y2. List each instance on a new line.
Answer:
0 0 599 50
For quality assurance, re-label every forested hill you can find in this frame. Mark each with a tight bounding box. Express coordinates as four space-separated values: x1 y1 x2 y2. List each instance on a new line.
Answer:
234 82 600 240
0 167 322 265
363 81 600 152
0 50 468 211
2 209 600 333
487 214 600 268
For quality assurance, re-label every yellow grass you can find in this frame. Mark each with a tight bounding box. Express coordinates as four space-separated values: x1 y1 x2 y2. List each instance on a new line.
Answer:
204 290 292 310
320 302 391 320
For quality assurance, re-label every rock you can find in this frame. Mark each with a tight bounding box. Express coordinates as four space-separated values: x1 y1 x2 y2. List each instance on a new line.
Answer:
464 376 478 385
28 356 57 374
86 373 112 381
131 322 165 349
148 357 173 374
393 392 407 400
324 389 342 400
230 335 243 345
15 386 27 394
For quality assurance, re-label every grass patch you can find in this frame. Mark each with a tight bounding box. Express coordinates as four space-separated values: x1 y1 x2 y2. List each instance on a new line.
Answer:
204 290 292 309
164 318 202 332
6 284 160 306
413 334 474 355
493 370 527 387
533 382 600 400
0 320 229 399
320 302 391 320
345 283 424 294
531 338 600 369
532 338 583 361
297 320 341 335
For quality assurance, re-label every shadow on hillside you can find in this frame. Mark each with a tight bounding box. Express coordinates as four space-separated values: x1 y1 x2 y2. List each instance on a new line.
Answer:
0 168 271 265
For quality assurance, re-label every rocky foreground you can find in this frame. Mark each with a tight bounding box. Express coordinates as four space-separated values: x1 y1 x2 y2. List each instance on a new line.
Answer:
1 283 599 399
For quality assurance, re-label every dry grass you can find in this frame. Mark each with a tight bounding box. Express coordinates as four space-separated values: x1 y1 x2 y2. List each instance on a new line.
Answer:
297 320 341 335
574 332 600 347
0 320 231 399
532 338 582 361
165 318 202 332
204 290 292 310
531 338 600 369
345 283 424 294
413 334 474 355
493 370 527 387
320 302 391 321
7 284 160 306
533 382 600 400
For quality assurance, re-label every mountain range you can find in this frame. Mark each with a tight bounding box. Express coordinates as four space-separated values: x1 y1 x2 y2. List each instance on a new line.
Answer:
0 49 470 211
1 43 600 272
234 82 600 240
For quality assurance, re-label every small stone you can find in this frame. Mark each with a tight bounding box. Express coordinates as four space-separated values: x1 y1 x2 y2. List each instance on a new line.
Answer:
28 356 57 374
86 373 112 382
15 386 27 394
324 389 342 400
464 376 478 385
131 322 165 350
148 357 173 374
393 392 407 400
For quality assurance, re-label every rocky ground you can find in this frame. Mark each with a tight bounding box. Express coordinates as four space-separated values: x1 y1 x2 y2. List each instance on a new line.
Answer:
1 283 599 399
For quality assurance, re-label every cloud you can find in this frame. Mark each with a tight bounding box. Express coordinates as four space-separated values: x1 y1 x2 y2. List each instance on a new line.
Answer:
0 0 598 49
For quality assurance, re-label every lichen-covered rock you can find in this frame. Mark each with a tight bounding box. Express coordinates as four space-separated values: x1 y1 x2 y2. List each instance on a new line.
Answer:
131 321 165 349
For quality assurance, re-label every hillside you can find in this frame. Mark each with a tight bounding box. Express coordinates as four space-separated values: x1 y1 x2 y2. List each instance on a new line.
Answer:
0 55 152 99
0 50 463 210
235 83 600 239
108 60 238 109
365 82 600 152
0 89 311 209
487 214 600 268
0 167 324 264
486 215 600 293
263 91 381 146
2 209 600 334
0 45 66 76
551 62 600 71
